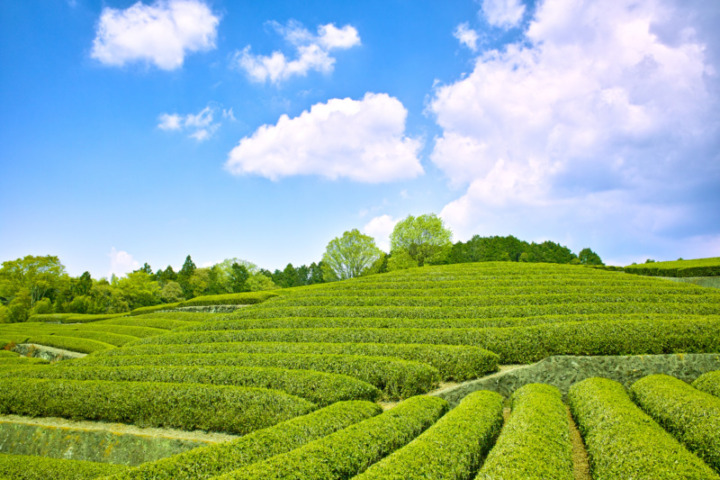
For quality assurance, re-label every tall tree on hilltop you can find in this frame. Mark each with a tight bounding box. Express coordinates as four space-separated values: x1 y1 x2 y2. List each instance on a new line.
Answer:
322 229 383 281
390 214 452 268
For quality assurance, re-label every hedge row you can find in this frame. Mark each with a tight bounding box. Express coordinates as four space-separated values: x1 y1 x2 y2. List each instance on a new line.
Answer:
0 356 47 366
129 303 182 316
356 390 503 480
0 453 128 480
693 370 720 398
0 378 315 435
1 323 163 340
27 313 129 323
137 316 720 364
624 257 720 277
96 316 193 330
2 335 114 354
2 364 380 406
68 352 439 399
568 377 718 479
476 384 573 480
131 311 220 322
101 401 382 480
0 326 137 347
178 291 280 307
630 374 720 471
98 341 499 382
214 395 449 480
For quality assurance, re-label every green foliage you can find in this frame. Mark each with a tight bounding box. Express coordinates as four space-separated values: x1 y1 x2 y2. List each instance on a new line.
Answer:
630 374 720 471
70 352 440 400
0 377 315 435
214 395 448 480
390 214 452 267
568 377 718 479
3 364 380 406
624 256 720 277
28 313 128 323
102 401 382 480
246 273 279 292
448 235 579 264
578 247 604 265
0 453 128 480
178 291 280 307
692 370 720 398
129 303 181 316
159 281 183 303
322 229 383 280
0 334 114 353
357 390 503 480
476 384 573 480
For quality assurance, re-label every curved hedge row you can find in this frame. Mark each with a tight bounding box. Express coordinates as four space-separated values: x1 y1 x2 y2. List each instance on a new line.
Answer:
0 378 315 435
568 377 718 479
102 401 381 480
129 303 182 316
1 364 380 406
476 384 573 480
213 395 449 480
0 453 128 480
624 257 720 277
692 370 720 398
356 390 503 480
100 342 498 382
96 316 193 330
4 335 114 354
0 327 135 347
179 291 280 307
135 316 720 364
66 352 440 399
630 374 720 471
27 313 128 323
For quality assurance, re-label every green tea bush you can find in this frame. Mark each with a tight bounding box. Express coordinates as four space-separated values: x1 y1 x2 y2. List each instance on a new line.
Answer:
214 395 448 480
568 377 717 479
69 352 439 399
28 313 129 323
2 364 380 406
0 453 128 480
692 370 720 398
95 316 192 330
3 335 114 353
356 390 503 480
179 291 280 307
99 342 498 381
102 401 382 480
0 378 315 435
129 303 181 316
631 374 720 471
625 257 720 277
476 384 573 480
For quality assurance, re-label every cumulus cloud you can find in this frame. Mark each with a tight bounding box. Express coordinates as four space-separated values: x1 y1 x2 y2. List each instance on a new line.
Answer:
363 215 399 252
91 0 219 70
158 105 221 141
454 23 480 51
225 93 424 182
432 0 720 260
108 247 140 278
234 20 361 84
481 0 526 28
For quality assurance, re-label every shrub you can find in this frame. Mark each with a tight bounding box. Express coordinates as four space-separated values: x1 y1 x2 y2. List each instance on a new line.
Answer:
0 378 315 435
476 384 573 480
568 377 717 479
692 370 720 398
102 401 382 480
214 395 448 480
0 453 127 480
356 390 503 479
178 291 280 307
129 303 181 316
631 374 720 471
28 313 129 323
4 335 114 354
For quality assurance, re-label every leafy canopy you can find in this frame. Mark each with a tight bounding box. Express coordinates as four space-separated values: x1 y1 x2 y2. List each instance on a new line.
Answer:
322 229 383 280
390 214 452 267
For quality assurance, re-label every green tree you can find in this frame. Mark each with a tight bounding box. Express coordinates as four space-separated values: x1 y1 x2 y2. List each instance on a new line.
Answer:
0 255 67 321
115 271 161 309
160 281 184 303
177 255 197 299
247 273 279 292
230 263 251 292
390 214 453 267
579 248 604 265
322 229 383 281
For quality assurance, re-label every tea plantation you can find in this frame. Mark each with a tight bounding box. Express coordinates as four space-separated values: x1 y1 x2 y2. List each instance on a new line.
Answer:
1 262 720 479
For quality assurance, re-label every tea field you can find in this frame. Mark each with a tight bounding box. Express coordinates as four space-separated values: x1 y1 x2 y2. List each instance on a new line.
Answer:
1 262 719 479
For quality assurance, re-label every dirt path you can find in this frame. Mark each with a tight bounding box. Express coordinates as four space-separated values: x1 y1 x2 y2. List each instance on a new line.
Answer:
567 407 592 480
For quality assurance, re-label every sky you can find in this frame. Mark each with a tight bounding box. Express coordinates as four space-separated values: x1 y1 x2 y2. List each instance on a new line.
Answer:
1 0 719 279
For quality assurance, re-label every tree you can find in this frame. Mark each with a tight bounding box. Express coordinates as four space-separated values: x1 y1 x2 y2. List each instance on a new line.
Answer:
390 214 452 267
177 255 197 299
247 273 279 291
322 229 383 281
579 248 604 265
160 281 184 303
0 255 67 321
230 263 250 292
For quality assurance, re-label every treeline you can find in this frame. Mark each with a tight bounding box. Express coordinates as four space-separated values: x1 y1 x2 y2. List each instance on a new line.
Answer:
0 234 601 323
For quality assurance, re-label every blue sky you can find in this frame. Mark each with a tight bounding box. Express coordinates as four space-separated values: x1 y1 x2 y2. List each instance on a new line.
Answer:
1 0 719 278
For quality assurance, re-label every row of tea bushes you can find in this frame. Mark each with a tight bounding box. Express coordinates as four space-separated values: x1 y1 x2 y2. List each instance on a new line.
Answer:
568 377 718 479
136 316 720 364
27 313 128 324
0 364 380 406
211 396 448 480
95 315 197 330
0 453 127 480
67 352 440 399
178 291 280 307
102 341 499 382
0 335 114 354
356 390 503 480
0 378 315 435
101 401 382 480
624 257 720 277
693 370 720 397
631 374 720 471
475 384 573 480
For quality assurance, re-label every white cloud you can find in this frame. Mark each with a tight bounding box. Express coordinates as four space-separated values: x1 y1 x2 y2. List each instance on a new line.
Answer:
157 105 221 141
433 0 720 258
235 21 361 84
363 215 399 252
91 0 219 70
481 0 526 28
108 247 140 278
225 93 424 182
454 23 480 51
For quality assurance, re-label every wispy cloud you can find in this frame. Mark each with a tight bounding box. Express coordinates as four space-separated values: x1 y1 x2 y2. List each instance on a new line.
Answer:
157 105 222 141
91 0 219 70
234 20 361 84
454 23 479 51
108 247 139 278
481 0 526 29
363 215 399 252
